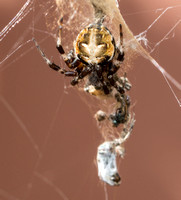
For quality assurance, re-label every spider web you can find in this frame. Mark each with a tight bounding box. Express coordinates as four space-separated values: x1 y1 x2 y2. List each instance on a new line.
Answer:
0 0 181 200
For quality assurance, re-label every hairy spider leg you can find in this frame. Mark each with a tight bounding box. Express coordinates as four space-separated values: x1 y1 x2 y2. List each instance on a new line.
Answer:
56 18 64 54
116 24 124 62
33 38 77 76
94 65 112 94
116 73 132 91
56 17 81 69
108 74 125 94
118 24 125 61
71 65 93 85
56 17 67 60
116 24 124 61
119 24 123 50
109 24 125 75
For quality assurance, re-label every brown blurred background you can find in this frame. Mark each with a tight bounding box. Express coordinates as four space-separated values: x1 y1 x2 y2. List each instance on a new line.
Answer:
0 0 181 200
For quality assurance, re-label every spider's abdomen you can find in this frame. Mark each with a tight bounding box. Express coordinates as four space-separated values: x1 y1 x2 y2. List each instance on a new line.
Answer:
74 24 115 65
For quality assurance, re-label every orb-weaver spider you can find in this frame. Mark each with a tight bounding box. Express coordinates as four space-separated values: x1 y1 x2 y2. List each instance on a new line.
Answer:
33 18 131 126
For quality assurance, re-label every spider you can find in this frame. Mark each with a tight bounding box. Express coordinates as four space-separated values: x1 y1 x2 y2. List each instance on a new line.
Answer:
33 18 131 125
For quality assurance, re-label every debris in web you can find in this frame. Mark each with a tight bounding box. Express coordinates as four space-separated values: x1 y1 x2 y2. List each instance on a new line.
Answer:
97 114 135 186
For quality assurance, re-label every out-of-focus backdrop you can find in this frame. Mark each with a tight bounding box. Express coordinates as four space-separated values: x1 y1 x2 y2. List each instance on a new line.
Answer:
0 0 181 200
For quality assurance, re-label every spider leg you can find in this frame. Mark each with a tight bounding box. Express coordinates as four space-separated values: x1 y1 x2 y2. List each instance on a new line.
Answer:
56 17 80 69
114 24 124 63
108 72 132 93
94 65 111 94
56 17 66 56
109 64 120 74
116 73 132 91
108 74 125 94
33 38 77 77
119 24 123 49
71 66 92 85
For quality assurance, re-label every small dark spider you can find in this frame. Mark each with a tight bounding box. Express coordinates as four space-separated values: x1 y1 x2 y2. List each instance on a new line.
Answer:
33 18 131 125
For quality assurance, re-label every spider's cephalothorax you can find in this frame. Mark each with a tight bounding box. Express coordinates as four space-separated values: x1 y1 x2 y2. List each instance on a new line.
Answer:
74 23 115 65
33 18 131 126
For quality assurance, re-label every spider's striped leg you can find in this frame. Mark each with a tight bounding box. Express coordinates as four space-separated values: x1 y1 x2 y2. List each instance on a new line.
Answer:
56 17 77 68
71 66 92 85
108 74 125 94
108 72 131 93
115 24 124 62
109 64 120 74
56 17 65 56
33 38 77 77
116 74 132 91
119 24 123 48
